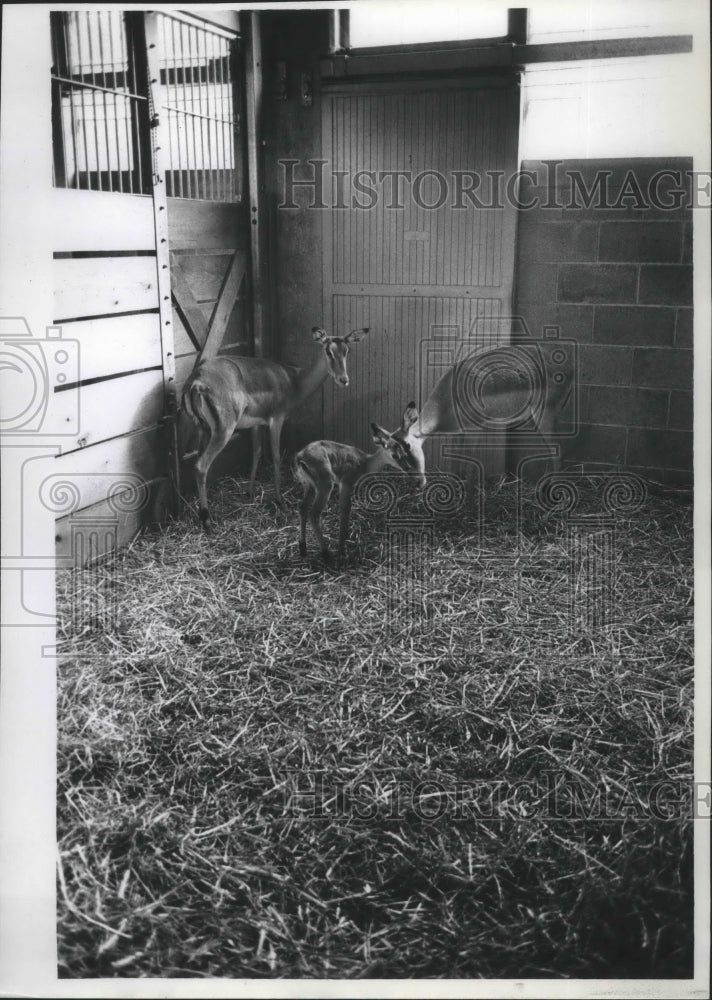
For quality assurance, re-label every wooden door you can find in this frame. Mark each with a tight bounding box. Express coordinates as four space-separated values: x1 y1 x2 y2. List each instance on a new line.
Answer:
321 76 520 475
153 12 251 482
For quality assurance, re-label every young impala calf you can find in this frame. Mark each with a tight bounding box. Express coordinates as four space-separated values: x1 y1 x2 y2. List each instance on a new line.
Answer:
294 409 418 564
181 326 368 529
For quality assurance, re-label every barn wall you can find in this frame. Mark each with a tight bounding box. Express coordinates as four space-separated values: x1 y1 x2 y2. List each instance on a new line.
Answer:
514 157 693 486
261 10 332 452
51 190 173 559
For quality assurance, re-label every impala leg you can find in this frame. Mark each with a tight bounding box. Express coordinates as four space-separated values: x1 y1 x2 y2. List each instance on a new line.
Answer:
298 483 314 557
337 484 353 564
194 422 235 530
310 475 334 563
269 416 286 508
249 427 262 499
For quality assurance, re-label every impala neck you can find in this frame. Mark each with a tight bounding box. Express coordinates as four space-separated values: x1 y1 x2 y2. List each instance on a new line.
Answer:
294 347 331 402
362 449 395 476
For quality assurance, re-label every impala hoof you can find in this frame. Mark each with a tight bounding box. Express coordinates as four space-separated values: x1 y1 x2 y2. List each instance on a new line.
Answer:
199 507 211 532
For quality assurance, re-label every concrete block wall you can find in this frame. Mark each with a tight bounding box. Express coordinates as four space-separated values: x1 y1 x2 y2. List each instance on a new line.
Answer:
514 158 693 486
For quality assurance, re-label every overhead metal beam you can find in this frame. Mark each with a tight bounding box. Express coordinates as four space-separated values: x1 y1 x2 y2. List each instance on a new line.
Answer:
320 34 693 80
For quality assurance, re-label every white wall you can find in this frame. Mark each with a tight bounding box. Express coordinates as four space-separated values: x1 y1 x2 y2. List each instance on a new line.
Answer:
346 0 707 162
527 0 700 43
519 51 703 160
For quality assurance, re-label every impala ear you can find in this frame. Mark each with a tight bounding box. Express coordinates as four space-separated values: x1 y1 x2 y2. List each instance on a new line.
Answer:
312 327 328 343
401 402 419 431
345 327 369 343
371 421 389 446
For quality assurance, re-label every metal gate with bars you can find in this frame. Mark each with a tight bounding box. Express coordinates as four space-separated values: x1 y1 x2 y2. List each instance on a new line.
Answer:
50 10 248 562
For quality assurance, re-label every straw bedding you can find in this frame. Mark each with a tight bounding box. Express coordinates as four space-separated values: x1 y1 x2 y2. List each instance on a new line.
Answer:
57 471 694 978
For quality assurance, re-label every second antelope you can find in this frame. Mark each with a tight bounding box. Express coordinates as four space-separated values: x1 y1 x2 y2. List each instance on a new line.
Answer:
388 342 573 487
294 408 419 565
181 326 367 529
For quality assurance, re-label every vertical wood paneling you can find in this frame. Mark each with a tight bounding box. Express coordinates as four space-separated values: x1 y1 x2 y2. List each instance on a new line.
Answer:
323 79 519 475
325 295 503 453
328 86 517 290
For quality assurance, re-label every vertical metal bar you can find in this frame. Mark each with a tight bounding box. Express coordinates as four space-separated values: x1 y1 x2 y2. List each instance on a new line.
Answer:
179 20 192 197
203 28 213 200
174 18 186 198
210 32 217 200
85 14 102 191
64 16 80 190
507 8 528 44
168 18 178 197
106 13 124 192
244 12 266 356
229 37 241 203
50 13 68 187
218 34 228 200
120 14 134 193
143 11 180 509
159 16 174 198
193 25 205 199
167 18 181 198
184 23 198 198
125 10 152 195
192 25 201 198
96 12 113 193
70 14 91 190
207 30 215 199
128 13 142 192
124 15 137 194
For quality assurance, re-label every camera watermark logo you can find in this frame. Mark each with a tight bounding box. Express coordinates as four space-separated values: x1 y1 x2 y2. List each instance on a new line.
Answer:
419 317 578 445
49 474 150 635
522 468 648 631
1 448 150 631
0 317 80 436
353 471 466 622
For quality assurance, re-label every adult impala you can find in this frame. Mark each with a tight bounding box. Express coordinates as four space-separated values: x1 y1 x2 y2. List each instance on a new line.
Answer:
181 326 368 528
294 408 419 565
390 341 574 487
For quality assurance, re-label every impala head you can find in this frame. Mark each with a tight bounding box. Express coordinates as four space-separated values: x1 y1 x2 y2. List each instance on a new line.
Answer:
312 326 368 387
386 402 426 488
371 402 425 485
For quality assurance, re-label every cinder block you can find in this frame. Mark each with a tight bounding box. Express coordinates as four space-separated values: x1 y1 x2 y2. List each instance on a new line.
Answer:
515 262 559 305
682 222 693 264
515 188 563 222
558 264 637 304
627 428 692 470
512 304 556 340
675 309 693 348
638 265 693 306
668 390 693 431
593 305 675 347
579 345 633 386
555 304 595 343
525 223 598 262
633 348 693 390
585 386 669 427
576 423 627 464
513 303 594 344
598 221 682 263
